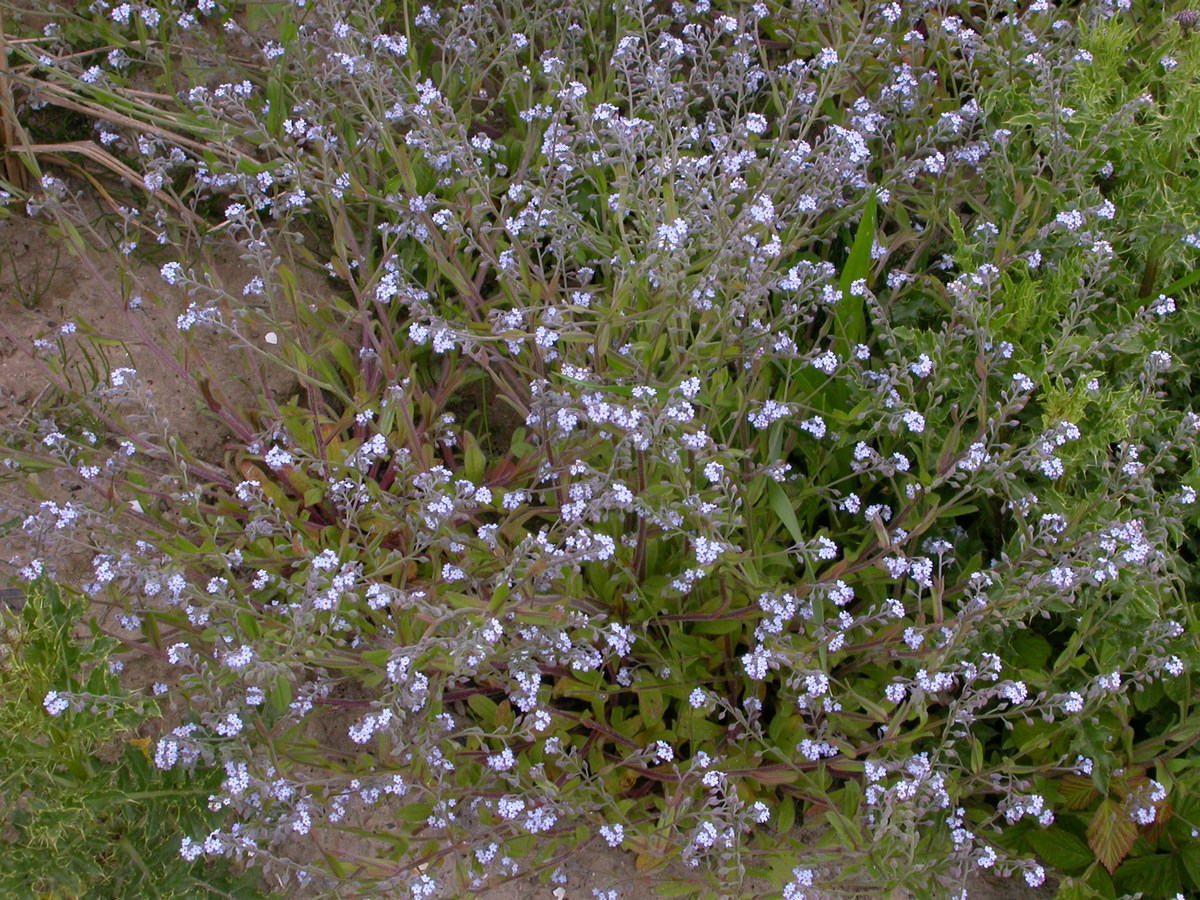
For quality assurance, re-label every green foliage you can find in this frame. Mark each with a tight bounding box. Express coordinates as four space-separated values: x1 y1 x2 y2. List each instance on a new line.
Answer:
0 579 262 898
0 0 1199 898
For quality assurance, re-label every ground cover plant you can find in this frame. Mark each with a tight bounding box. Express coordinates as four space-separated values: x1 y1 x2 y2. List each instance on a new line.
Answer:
1 0 1199 898
0 577 261 898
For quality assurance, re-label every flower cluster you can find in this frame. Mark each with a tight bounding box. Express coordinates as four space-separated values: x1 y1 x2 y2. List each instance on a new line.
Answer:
6 0 1200 898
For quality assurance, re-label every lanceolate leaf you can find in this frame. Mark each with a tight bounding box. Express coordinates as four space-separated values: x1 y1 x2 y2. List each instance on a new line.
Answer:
768 481 806 547
834 191 878 353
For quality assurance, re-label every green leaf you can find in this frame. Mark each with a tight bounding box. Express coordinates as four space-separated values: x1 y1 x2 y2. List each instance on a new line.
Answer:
395 804 434 823
266 73 285 139
639 688 665 724
269 674 293 714
1087 798 1137 874
654 880 702 897
462 432 485 484
280 8 298 43
1053 876 1102 900
775 796 796 834
767 481 805 547
838 779 863 820
466 693 498 727
1179 844 1200 889
1113 854 1182 900
1161 266 1200 297
1085 863 1117 900
745 766 796 786
1060 775 1100 811
235 610 261 641
1011 632 1052 670
947 207 970 262
691 617 744 636
244 0 288 31
822 801 862 851
1037 828 1094 871
834 191 877 352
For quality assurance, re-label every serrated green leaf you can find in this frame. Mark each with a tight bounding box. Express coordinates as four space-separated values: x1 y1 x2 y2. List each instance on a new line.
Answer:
1060 775 1100 811
1179 844 1200 889
1037 828 1094 871
1087 798 1137 874
1113 853 1182 900
1085 862 1117 900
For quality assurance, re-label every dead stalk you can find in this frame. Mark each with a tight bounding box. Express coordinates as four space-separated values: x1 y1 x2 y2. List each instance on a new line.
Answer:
0 10 32 191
